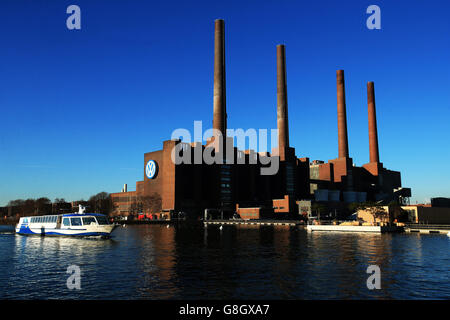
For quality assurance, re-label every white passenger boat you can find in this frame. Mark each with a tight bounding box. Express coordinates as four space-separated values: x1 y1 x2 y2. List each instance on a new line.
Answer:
15 206 117 237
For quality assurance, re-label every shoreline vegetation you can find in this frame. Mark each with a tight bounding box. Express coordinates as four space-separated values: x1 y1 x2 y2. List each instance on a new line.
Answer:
1 192 113 224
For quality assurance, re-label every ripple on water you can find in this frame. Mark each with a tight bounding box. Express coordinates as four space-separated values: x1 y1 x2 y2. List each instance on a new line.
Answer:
0 225 449 299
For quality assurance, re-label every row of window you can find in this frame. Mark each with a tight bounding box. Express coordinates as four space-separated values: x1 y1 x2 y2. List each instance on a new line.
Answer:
113 197 135 203
30 216 58 224
62 216 109 226
29 215 109 226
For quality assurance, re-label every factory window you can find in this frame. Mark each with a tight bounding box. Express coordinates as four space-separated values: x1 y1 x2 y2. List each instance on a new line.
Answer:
70 217 82 226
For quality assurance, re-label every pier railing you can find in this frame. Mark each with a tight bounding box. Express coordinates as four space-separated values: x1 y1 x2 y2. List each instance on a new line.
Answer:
404 223 450 230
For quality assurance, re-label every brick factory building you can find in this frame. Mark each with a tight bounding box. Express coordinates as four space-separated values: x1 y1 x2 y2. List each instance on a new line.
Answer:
111 19 411 220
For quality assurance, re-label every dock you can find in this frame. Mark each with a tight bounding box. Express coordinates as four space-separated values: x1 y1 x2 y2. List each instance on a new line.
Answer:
203 219 303 227
306 224 402 233
404 224 450 234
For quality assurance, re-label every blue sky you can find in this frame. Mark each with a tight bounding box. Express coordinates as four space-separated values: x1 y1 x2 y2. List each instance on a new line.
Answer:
0 0 449 205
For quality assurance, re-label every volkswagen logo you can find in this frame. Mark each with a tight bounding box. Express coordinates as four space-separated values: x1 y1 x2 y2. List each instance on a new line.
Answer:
145 160 158 179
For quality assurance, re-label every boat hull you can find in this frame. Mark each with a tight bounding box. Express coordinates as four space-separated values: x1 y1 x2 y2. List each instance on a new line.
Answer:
15 224 117 237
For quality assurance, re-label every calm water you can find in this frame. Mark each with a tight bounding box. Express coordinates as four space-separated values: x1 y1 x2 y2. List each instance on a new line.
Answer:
0 224 449 299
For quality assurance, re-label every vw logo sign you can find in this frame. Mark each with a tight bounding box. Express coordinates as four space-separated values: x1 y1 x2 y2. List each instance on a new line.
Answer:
145 160 158 179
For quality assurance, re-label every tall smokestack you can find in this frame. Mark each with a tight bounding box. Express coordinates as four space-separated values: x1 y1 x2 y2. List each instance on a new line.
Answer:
336 70 349 158
213 19 226 136
367 81 380 163
277 44 289 154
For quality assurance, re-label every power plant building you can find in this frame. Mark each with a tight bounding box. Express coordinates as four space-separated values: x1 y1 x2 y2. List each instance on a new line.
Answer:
111 19 411 219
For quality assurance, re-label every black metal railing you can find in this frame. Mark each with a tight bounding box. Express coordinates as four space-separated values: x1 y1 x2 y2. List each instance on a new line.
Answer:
404 223 450 230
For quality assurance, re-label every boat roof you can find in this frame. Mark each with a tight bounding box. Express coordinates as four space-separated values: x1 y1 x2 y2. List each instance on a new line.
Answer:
20 213 107 219
62 213 106 217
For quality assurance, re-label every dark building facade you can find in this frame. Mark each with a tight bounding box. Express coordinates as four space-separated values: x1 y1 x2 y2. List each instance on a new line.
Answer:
111 19 410 219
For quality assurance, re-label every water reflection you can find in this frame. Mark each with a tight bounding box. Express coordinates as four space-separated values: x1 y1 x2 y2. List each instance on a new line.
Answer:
0 225 449 299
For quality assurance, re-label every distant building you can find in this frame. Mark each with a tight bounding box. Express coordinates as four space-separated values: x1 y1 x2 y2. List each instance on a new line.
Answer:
110 19 411 220
358 203 450 225
402 204 450 224
431 197 450 208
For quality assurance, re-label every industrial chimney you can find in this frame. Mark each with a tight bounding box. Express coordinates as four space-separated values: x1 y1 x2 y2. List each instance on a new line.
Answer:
336 70 349 158
212 19 227 136
367 81 380 163
277 44 289 158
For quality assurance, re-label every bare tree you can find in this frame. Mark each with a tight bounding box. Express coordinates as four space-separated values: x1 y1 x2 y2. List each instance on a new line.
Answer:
141 193 162 214
88 192 112 214
360 204 388 223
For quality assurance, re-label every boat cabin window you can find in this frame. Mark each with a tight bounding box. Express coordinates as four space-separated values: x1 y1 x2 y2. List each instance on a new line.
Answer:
82 217 97 225
95 216 109 225
70 217 82 226
63 218 70 226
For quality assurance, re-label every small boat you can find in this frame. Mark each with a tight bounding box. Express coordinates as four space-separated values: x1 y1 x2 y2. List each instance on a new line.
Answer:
15 205 118 237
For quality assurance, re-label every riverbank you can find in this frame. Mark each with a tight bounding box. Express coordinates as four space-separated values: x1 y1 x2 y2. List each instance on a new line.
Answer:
118 219 172 225
0 218 18 225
